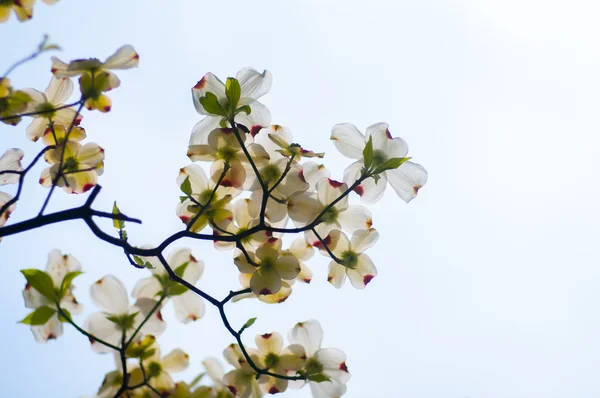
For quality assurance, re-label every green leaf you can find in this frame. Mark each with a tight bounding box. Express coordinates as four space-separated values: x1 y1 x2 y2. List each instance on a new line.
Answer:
60 271 83 298
112 201 125 230
219 117 229 128
133 255 144 266
225 78 241 109
199 92 226 116
238 317 257 334
363 136 374 170
168 284 188 296
21 269 56 300
372 174 381 184
180 176 192 196
188 372 206 388
143 261 154 269
307 373 332 383
174 261 190 278
179 196 188 203
19 306 56 326
236 104 252 115
372 157 411 174
243 317 257 329
58 308 71 323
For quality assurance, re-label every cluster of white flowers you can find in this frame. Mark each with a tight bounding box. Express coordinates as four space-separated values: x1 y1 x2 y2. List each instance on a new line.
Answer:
4 45 427 397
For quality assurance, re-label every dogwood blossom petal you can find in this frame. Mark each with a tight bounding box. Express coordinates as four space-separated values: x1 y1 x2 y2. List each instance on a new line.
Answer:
161 349 190 373
236 68 272 99
330 123 364 159
45 76 73 104
84 312 120 353
314 348 350 384
172 290 205 323
309 378 347 398
90 275 129 314
366 122 408 159
256 332 284 358
32 314 63 343
351 228 379 253
189 116 221 146
288 319 324 357
347 254 377 289
0 148 24 185
302 162 330 191
192 73 226 115
337 205 372 233
386 160 428 203
102 45 140 70
327 262 346 289
132 276 162 298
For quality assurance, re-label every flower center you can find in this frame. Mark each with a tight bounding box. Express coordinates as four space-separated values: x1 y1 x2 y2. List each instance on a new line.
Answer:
340 250 358 268
319 206 338 224
305 358 324 375
264 352 280 369
373 150 387 167
262 164 281 184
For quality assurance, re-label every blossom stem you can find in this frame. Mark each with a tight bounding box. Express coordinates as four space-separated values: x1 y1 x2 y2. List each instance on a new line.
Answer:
38 101 85 216
126 294 167 347
56 305 121 351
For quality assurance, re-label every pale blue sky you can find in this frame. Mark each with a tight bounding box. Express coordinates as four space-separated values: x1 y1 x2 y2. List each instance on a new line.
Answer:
1 1 599 397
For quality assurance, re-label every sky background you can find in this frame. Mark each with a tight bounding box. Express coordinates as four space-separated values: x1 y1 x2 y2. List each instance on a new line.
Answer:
1 0 599 397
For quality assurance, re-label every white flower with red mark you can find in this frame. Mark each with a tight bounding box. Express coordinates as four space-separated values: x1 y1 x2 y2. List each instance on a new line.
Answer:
234 238 300 295
21 250 83 343
51 45 139 112
331 122 427 203
285 237 314 284
84 275 166 353
245 158 309 224
254 332 305 395
233 272 293 305
41 123 86 147
187 127 270 190
201 357 234 396
288 319 350 398
22 76 82 141
132 247 206 323
39 140 104 194
213 197 270 251
139 340 190 395
190 68 272 144
222 343 266 398
0 148 24 185
0 192 16 239
255 125 324 161
322 229 379 289
287 178 372 246
176 164 236 232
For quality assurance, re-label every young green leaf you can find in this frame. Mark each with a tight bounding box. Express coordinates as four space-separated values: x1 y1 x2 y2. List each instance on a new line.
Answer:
363 136 374 170
19 306 56 326
168 284 188 296
60 271 83 298
180 176 192 196
225 77 241 109
174 261 190 278
199 92 226 116
21 269 56 300
236 104 252 115
372 157 410 175
238 317 257 334
307 373 332 383
112 201 125 230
